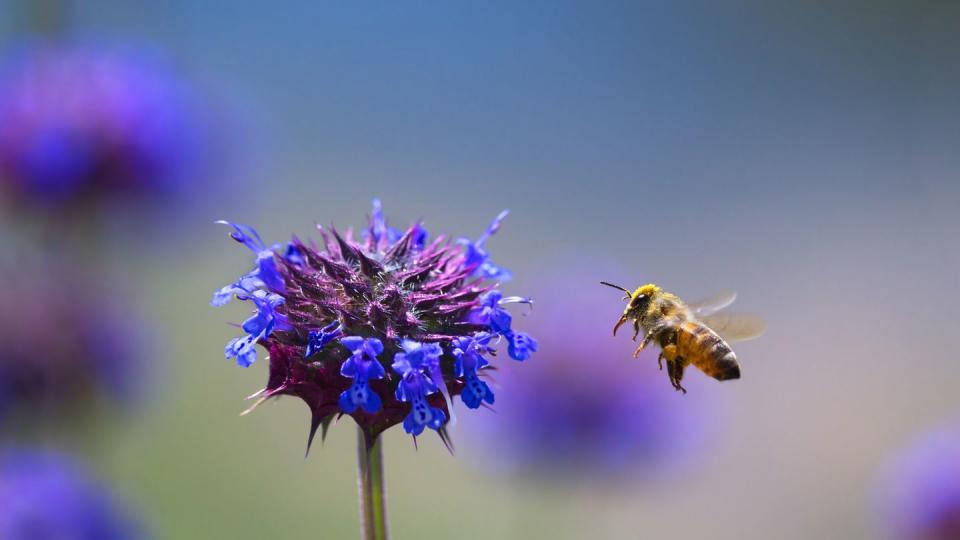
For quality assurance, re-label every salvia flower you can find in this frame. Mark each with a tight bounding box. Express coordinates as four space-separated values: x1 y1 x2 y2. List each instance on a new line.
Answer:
464 264 718 484
212 200 536 447
875 422 960 540
0 249 147 424
0 447 144 539
0 43 200 211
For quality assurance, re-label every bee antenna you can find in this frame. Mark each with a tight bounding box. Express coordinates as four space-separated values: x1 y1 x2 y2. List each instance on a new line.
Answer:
600 281 632 295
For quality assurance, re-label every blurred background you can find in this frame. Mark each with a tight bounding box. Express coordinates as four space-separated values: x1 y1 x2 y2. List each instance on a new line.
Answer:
1 1 958 539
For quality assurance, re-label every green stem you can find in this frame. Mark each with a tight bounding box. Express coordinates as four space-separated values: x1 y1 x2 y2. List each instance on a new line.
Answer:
356 427 389 540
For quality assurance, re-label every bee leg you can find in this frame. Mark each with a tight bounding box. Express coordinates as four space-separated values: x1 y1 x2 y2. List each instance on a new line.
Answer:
657 351 664 370
632 332 655 358
631 320 642 341
666 358 687 394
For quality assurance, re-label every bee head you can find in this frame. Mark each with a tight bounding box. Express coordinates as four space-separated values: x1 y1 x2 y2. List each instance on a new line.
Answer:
602 281 660 336
627 283 660 313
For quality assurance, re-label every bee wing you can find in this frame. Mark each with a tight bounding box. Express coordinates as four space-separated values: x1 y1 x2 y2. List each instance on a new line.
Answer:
699 312 766 342
687 290 738 317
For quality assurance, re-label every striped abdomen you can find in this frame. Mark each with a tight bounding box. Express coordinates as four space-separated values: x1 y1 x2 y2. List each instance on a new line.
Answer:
676 321 740 381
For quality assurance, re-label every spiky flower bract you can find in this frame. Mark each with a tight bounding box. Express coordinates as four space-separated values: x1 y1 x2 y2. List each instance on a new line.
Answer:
0 447 144 540
212 200 536 448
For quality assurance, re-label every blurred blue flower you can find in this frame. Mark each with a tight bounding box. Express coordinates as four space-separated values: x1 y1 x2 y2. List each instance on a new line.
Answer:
0 447 144 539
0 250 148 423
464 264 719 484
212 200 536 447
0 42 200 211
876 422 960 540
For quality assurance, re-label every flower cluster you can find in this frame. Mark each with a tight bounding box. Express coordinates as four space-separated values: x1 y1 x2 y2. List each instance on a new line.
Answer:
212 200 536 447
0 249 146 424
0 447 143 540
0 43 199 210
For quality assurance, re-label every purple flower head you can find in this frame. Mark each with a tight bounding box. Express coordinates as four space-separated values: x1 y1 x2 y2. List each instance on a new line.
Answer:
0 448 144 539
0 42 200 212
0 249 148 423
875 422 960 540
463 263 719 485
212 200 536 448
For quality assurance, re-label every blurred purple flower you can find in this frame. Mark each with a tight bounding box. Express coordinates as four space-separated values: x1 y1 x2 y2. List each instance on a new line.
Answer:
0 251 147 423
0 42 200 211
0 447 144 539
212 200 536 448
464 265 720 484
876 422 960 540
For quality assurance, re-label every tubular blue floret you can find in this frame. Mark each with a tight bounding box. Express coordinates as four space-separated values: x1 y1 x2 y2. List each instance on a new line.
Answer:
507 331 538 361
283 242 306 265
392 340 447 435
338 337 386 414
452 333 496 409
212 199 536 446
305 322 343 358
212 221 285 301
468 291 535 360
459 210 513 281
224 290 287 367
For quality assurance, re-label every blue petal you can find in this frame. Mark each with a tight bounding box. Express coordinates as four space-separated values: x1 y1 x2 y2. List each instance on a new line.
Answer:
338 390 358 413
305 322 342 357
340 336 365 352
236 346 257 368
489 308 513 334
403 413 425 436
508 332 538 361
256 252 286 293
216 220 266 253
367 358 386 379
211 285 238 307
340 357 358 377
362 389 382 413
284 243 305 265
478 262 512 281
426 406 446 430
224 337 241 359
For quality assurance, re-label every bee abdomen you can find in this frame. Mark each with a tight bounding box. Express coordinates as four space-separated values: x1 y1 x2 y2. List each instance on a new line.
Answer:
678 321 740 382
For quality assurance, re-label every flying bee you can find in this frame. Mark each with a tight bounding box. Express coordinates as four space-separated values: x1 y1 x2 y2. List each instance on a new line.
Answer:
600 282 765 394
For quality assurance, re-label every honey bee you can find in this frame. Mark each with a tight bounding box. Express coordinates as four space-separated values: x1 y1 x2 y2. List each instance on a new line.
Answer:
600 282 765 393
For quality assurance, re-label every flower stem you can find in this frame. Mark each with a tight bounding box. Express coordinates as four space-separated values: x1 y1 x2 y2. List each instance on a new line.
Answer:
356 427 389 540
